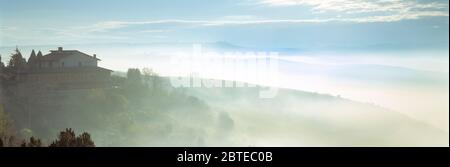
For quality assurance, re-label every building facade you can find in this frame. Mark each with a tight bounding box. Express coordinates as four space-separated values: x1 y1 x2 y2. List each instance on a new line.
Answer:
12 47 112 94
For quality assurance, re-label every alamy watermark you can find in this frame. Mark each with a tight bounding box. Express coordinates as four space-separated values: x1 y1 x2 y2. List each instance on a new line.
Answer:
170 44 279 98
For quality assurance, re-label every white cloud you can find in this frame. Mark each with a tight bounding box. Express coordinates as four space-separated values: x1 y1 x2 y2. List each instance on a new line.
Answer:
92 20 206 29
88 21 130 32
257 0 448 22
84 10 448 30
139 29 172 33
259 0 448 14
84 19 329 30
1 11 447 43
1 1 447 44
340 10 449 23
37 1 447 34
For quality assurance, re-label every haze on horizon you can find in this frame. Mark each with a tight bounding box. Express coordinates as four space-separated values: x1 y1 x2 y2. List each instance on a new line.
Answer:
1 0 449 133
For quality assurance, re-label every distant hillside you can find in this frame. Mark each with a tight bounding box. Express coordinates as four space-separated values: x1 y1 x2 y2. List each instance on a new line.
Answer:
2 70 447 146
183 86 448 146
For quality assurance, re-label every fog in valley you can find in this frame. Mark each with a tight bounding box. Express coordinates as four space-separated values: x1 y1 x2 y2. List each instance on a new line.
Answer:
1 44 448 147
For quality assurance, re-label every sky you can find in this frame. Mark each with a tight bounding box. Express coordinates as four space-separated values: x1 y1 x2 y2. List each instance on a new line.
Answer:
0 0 449 131
0 0 448 51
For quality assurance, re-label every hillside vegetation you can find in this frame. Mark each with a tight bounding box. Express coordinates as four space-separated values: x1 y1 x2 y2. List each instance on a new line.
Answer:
1 68 448 146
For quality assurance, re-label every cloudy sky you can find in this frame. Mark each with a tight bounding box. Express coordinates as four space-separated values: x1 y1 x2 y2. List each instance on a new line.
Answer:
0 0 448 51
0 0 449 131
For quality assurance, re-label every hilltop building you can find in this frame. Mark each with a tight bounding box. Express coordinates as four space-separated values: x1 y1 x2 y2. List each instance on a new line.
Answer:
1 47 112 98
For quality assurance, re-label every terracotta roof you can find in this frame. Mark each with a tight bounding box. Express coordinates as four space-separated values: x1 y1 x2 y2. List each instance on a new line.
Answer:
40 50 101 61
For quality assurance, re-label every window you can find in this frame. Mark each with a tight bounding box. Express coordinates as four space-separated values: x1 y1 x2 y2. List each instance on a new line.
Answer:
78 62 82 67
62 62 65 67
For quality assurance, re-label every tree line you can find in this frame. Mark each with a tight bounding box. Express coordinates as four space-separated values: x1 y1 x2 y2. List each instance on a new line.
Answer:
0 128 95 147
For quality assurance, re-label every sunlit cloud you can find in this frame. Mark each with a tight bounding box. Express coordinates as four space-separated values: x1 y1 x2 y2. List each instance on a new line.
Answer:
80 0 448 31
139 29 172 33
82 10 448 31
0 0 447 47
256 0 449 23
259 0 448 14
